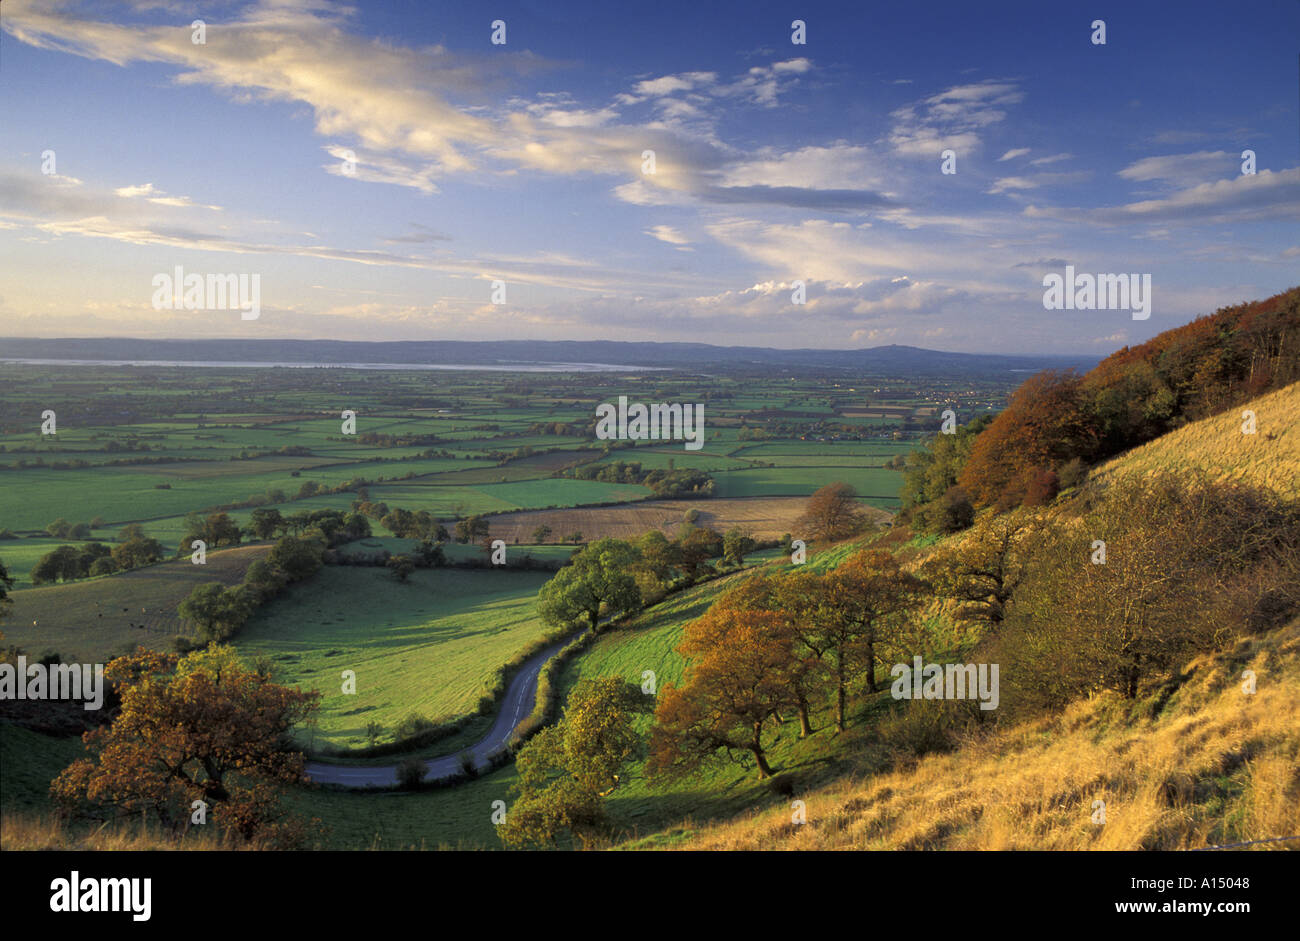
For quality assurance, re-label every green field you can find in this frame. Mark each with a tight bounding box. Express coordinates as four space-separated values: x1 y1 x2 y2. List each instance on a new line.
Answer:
0 537 83 588
710 466 902 504
367 478 650 516
234 566 555 750
589 448 756 472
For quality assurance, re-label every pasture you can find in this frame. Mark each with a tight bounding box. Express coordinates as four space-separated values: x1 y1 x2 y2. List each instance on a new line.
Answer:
233 566 555 751
2 545 268 661
710 466 902 505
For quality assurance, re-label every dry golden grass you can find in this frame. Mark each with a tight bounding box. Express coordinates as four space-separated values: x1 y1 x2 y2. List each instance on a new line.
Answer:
657 618 1300 851
1095 381 1300 497
0 812 272 851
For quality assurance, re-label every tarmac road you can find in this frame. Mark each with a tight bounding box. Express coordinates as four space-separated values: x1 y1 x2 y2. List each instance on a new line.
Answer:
303 632 581 788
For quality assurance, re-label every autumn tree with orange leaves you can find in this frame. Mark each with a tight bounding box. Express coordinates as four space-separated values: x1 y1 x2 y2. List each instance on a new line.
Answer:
715 572 829 738
51 644 320 846
957 370 1099 508
649 607 798 780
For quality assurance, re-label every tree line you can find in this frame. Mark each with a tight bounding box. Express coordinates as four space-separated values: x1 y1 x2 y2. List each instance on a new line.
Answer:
901 285 1299 527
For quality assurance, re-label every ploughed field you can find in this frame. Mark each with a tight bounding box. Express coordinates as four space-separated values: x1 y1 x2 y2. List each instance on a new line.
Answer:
483 496 893 543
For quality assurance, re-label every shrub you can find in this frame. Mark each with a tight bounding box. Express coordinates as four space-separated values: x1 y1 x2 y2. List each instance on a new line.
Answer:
88 557 119 577
396 756 428 790
459 751 478 779
875 698 981 762
932 486 975 533
1057 457 1088 490
393 713 435 741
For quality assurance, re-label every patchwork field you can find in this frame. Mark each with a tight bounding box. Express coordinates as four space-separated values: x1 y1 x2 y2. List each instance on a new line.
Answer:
482 496 892 543
0 360 1011 853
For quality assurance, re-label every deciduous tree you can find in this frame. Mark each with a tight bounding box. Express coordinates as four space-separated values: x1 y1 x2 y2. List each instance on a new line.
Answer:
499 678 647 848
51 645 319 845
820 549 928 730
796 482 871 543
649 607 798 780
537 538 642 634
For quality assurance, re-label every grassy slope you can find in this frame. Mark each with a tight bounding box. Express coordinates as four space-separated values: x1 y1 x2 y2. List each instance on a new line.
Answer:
235 566 553 750
632 384 1300 850
1095 380 1299 497
553 547 886 847
649 616 1300 850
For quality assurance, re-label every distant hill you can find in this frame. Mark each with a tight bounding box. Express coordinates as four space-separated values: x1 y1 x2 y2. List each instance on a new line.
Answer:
0 337 1095 377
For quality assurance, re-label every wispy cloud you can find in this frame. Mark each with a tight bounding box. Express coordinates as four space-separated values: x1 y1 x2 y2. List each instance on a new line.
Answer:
889 80 1024 156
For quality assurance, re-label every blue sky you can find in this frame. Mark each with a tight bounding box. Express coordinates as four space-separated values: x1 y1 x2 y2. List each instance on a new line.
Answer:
1 0 1297 353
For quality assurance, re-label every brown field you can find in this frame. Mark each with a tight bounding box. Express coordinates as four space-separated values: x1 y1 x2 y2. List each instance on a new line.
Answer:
484 496 892 543
3 544 269 661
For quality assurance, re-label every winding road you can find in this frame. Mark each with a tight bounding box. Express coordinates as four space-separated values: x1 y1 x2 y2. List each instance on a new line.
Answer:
303 633 581 788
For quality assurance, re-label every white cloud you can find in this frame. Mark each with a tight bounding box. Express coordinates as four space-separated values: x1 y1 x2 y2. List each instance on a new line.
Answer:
1027 167 1300 225
646 225 692 247
633 72 716 97
889 80 1024 157
715 59 811 107
997 148 1030 161
987 171 1091 194
1117 150 1236 185
115 183 159 197
721 143 883 191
